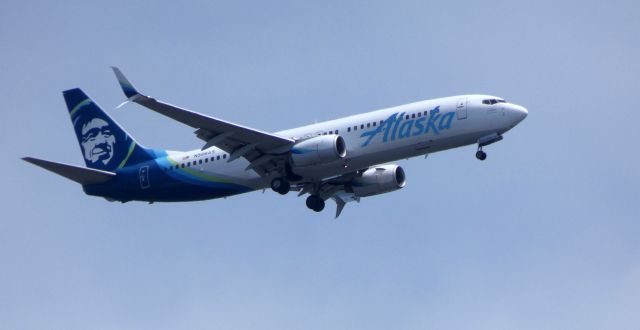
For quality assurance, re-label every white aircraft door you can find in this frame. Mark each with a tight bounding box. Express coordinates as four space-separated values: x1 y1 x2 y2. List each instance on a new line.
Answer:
456 98 467 120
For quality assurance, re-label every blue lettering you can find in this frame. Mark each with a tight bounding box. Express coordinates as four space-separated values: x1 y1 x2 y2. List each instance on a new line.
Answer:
424 110 441 135
390 112 405 141
399 120 414 138
359 106 453 147
360 113 397 147
439 112 454 130
382 113 398 142
413 117 426 136
360 124 384 147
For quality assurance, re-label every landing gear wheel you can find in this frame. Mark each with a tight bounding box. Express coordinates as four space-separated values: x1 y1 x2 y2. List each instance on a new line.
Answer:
306 195 325 212
476 150 487 161
270 178 290 195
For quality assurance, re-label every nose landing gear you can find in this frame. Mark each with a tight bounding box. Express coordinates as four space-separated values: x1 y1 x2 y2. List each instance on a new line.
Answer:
476 148 487 161
475 133 503 161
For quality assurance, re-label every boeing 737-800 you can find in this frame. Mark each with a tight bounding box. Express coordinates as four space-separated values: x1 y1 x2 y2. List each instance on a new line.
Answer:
23 67 528 217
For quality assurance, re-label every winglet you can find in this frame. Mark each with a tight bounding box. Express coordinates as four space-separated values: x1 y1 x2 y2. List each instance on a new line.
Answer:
111 66 140 99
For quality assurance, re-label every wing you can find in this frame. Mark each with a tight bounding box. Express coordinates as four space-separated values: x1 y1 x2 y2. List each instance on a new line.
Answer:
111 67 294 175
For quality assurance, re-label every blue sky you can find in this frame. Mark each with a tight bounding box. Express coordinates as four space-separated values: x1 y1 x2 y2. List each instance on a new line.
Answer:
1 1 639 329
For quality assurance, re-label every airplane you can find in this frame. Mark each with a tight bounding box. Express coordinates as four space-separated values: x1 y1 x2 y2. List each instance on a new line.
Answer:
23 67 528 218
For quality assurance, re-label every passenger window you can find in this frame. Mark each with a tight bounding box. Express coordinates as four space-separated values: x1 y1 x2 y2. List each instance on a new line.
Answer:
367 123 370 128
205 158 208 163
348 127 351 132
199 159 203 164
411 114 415 119
373 122 376 127
181 164 185 168
360 124 364 129
217 155 221 160
335 130 339 134
423 110 428 116
223 154 227 159
405 115 409 120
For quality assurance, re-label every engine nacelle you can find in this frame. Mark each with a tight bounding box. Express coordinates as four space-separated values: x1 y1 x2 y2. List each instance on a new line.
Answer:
350 165 406 197
291 135 347 167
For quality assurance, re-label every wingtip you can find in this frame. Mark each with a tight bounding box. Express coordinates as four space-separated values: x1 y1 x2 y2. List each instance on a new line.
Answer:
111 66 139 99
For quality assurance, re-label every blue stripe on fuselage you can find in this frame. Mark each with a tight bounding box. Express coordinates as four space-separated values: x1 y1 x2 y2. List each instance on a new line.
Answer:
83 150 253 202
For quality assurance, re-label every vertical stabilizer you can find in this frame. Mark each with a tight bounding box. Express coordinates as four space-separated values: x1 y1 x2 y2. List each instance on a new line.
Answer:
64 88 153 171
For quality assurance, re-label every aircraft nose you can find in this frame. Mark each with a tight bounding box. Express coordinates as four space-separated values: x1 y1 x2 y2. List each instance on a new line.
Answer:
509 104 528 125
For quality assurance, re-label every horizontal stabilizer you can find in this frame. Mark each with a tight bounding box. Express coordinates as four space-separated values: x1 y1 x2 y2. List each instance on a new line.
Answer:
22 157 116 185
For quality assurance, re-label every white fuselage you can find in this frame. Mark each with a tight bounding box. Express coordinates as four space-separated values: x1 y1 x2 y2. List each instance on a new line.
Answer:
162 95 528 189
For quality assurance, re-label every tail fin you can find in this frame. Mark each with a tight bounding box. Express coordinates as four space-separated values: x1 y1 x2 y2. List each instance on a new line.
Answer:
64 88 153 171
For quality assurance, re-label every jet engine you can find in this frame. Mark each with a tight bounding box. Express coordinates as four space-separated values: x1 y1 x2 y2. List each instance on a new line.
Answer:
349 164 406 197
291 135 347 167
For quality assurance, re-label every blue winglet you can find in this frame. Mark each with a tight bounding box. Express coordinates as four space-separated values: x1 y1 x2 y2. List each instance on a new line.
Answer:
111 66 139 99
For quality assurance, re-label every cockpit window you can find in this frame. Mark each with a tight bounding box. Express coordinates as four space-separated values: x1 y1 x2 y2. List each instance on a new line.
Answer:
482 98 507 105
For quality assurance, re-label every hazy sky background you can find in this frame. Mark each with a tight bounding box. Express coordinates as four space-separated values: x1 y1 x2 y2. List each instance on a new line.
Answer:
1 1 639 329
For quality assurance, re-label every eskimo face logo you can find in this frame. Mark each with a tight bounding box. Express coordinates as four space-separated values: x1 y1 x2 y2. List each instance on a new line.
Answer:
80 118 116 165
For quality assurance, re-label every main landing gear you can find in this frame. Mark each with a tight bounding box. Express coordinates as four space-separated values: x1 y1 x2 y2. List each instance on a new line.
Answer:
305 194 325 212
270 177 290 195
271 177 325 213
